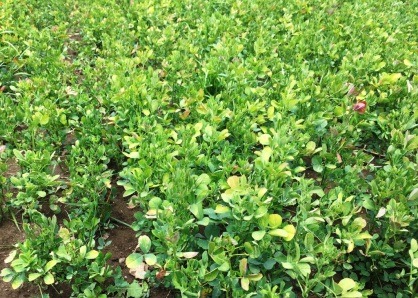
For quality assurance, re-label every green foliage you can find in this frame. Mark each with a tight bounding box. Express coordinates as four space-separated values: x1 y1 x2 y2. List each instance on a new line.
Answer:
1 0 417 296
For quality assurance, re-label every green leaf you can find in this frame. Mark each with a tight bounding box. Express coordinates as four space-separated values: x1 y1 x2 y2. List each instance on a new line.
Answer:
196 173 211 185
252 230 266 241
281 262 293 269
36 191 47 197
56 245 71 261
127 281 146 297
263 259 276 270
148 196 162 209
126 253 144 269
204 269 218 282
255 206 268 218
189 202 203 220
312 156 323 173
218 262 230 272
138 235 152 253
197 217 210 226
297 263 311 277
44 272 54 285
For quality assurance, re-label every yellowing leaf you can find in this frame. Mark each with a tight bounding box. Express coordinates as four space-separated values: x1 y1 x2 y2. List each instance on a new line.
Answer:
181 252 199 259
404 59 412 67
268 214 282 228
138 235 152 253
341 292 362 298
28 273 41 282
347 240 355 253
123 151 140 159
40 114 50 125
126 253 144 269
269 229 288 238
227 176 240 189
247 273 263 281
85 250 99 259
351 217 366 230
338 278 356 291
215 204 230 214
411 239 418 253
252 230 266 241
44 272 54 285
44 259 58 272
260 146 273 163
4 250 16 263
258 188 268 198
356 232 372 240
239 258 247 275
11 273 25 289
129 262 148 279
144 253 157 265
145 209 157 219
305 141 316 154
379 72 402 85
283 225 296 241
376 207 386 218
241 277 249 291
258 134 271 145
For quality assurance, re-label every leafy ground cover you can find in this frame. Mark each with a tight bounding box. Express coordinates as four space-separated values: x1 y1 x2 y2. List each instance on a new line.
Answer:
1 0 417 297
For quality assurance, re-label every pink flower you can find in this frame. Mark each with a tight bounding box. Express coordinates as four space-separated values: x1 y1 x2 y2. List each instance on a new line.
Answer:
353 100 367 114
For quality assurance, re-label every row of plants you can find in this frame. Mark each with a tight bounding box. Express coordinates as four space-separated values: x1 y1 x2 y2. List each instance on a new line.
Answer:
1 0 418 297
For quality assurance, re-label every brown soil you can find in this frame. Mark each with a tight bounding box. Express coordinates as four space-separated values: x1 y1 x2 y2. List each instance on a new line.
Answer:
104 188 176 297
104 190 138 284
0 218 40 298
0 187 176 297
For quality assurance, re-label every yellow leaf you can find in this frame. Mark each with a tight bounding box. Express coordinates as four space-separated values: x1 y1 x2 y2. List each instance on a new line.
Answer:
258 134 271 145
283 224 296 241
268 214 282 228
379 72 402 85
227 176 240 189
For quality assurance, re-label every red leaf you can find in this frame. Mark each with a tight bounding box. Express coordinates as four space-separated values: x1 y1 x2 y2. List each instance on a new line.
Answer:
353 100 367 114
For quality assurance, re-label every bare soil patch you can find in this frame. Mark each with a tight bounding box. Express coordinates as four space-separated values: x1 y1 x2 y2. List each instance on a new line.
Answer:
0 218 40 298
